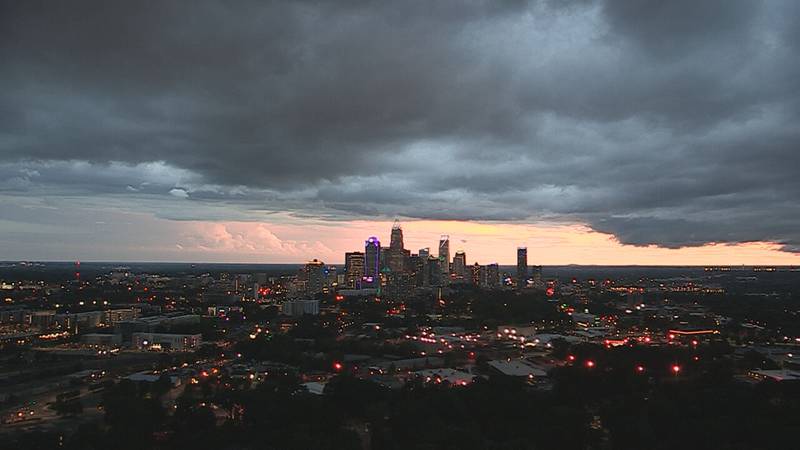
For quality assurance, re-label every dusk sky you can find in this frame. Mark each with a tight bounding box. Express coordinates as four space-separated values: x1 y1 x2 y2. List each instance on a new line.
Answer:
2 1 799 265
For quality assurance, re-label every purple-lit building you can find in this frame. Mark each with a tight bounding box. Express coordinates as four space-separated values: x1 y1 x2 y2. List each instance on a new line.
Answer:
364 236 381 286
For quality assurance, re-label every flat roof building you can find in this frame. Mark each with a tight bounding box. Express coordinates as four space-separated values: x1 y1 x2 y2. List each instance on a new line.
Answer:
131 332 202 351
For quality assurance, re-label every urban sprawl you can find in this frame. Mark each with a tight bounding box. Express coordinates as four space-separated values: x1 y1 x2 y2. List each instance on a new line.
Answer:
1 223 799 449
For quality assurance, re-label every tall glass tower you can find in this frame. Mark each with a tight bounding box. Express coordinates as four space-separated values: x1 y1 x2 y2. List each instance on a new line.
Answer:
388 220 406 273
438 235 450 278
364 236 381 284
390 219 404 250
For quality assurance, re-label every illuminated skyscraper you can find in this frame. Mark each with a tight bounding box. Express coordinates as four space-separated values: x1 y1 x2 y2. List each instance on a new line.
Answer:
327 265 338 287
388 220 406 273
516 247 528 288
390 219 404 250
305 259 325 294
364 237 381 285
419 247 430 258
471 262 485 286
452 251 467 281
438 235 450 277
345 252 365 288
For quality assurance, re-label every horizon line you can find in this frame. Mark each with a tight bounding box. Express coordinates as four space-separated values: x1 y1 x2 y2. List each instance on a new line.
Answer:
2 260 797 268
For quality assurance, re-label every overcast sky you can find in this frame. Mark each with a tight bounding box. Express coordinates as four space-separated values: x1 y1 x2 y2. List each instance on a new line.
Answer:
2 0 799 264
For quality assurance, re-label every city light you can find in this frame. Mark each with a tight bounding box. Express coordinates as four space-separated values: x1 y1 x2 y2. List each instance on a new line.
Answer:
2 4 799 446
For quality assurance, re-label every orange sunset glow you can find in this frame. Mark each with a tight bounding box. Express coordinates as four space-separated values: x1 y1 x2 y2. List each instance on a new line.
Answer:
171 219 800 266
4 3 800 448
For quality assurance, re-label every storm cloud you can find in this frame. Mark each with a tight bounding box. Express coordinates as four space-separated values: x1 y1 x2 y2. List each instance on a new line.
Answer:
1 0 799 252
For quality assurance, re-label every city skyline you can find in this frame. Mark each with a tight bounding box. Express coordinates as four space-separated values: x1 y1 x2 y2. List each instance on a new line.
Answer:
2 1 800 265
3 218 800 266
2 2 800 448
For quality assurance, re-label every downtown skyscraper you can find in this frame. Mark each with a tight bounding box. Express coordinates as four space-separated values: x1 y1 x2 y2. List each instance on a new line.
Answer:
364 236 381 286
452 250 467 281
516 247 528 288
387 220 408 273
343 224 525 295
438 235 450 279
304 259 326 294
345 251 365 288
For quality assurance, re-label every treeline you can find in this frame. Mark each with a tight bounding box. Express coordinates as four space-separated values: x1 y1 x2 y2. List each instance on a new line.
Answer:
4 345 800 450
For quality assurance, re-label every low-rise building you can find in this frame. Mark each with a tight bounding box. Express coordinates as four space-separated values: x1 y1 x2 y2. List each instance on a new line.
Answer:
131 332 202 351
281 299 320 317
488 359 548 379
81 333 122 346
415 368 476 386
748 369 800 382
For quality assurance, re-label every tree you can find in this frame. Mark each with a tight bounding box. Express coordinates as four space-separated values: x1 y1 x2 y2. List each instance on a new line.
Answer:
102 380 166 450
53 398 83 416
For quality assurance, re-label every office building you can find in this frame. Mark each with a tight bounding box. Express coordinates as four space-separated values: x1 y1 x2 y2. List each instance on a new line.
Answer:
438 235 450 279
324 265 337 289
132 332 202 351
471 263 485 286
388 220 407 273
105 308 137 324
409 254 426 287
281 299 320 317
390 220 404 250
365 236 381 285
516 247 528 288
531 265 543 287
452 251 467 281
426 255 442 287
384 272 412 300
486 263 500 288
305 259 326 294
345 252 365 288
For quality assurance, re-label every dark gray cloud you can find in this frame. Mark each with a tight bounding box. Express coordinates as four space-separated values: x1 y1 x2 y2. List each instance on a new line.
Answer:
600 0 758 58
1 0 799 252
